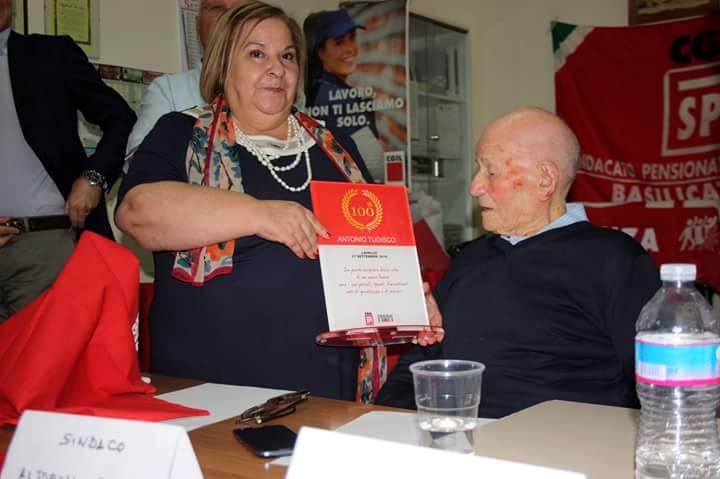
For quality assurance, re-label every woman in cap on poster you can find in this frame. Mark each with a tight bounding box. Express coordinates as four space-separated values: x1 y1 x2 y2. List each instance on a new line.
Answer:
305 9 385 181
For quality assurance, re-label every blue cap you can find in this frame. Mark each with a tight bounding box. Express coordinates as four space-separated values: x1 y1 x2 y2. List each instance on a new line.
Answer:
314 9 365 46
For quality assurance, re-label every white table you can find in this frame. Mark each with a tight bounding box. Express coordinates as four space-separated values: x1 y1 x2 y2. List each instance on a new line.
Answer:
473 400 639 478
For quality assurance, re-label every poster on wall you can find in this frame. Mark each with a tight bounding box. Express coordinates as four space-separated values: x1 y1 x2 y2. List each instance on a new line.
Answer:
11 0 26 34
79 64 163 155
44 0 100 58
304 0 409 184
178 0 202 71
553 16 720 204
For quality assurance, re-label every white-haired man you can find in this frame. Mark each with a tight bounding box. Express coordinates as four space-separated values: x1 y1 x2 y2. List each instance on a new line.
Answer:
377 108 661 417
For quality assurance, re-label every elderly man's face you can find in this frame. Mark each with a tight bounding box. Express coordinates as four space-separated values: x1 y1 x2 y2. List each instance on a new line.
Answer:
0 0 12 32
469 130 544 236
197 0 248 50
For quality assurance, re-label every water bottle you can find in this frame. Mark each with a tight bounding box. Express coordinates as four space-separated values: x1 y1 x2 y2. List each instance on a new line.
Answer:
635 263 720 479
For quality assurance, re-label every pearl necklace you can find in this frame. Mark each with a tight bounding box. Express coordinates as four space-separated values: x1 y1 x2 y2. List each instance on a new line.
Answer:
233 115 312 192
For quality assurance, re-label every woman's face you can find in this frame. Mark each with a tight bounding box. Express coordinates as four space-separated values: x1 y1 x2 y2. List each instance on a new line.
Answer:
225 17 299 125
318 30 358 81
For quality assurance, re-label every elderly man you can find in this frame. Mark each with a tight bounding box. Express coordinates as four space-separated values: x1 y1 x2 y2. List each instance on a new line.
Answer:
0 0 135 321
124 0 248 166
376 108 660 418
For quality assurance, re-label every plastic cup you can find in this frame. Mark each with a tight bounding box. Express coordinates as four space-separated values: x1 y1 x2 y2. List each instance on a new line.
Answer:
410 359 485 454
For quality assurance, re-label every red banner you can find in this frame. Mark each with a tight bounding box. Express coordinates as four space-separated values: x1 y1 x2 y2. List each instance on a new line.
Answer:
553 16 720 203
585 202 720 289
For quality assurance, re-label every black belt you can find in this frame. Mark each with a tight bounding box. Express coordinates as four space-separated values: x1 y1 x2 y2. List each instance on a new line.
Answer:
4 215 72 233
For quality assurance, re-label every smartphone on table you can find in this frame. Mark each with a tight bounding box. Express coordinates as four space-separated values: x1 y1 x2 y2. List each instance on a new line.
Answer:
233 425 298 458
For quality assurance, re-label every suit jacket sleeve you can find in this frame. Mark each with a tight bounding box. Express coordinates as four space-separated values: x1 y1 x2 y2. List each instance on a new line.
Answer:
62 36 136 186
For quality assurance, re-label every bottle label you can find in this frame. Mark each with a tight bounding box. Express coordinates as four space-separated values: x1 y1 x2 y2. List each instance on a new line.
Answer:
636 338 720 386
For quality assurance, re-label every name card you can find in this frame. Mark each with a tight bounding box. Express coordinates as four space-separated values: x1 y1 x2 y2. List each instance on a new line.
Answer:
286 427 587 479
0 410 202 479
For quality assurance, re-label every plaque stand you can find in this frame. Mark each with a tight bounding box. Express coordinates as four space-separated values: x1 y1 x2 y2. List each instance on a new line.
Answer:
316 325 444 347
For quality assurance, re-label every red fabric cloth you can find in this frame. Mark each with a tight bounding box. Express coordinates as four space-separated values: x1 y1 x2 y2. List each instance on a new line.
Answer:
138 282 155 372
0 232 208 425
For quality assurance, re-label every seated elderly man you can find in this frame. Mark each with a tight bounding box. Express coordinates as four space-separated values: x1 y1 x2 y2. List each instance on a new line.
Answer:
376 107 660 418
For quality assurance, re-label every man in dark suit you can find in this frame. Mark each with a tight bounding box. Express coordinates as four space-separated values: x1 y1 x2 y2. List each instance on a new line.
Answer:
0 0 136 321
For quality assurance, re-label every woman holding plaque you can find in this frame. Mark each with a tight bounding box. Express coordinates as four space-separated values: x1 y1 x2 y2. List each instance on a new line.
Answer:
116 2 375 400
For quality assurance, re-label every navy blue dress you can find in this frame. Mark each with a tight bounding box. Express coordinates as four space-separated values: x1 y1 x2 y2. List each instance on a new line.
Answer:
119 112 373 400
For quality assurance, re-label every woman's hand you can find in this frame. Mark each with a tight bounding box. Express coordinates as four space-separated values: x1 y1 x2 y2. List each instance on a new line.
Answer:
415 281 445 346
254 200 329 259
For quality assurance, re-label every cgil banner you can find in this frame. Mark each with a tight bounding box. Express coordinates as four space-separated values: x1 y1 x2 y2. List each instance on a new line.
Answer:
303 0 408 184
553 16 720 204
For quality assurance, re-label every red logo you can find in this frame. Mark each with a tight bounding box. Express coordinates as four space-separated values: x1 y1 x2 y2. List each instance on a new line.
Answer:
663 62 720 156
364 312 374 325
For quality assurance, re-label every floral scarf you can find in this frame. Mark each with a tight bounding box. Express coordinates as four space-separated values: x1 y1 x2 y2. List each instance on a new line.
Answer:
171 96 241 286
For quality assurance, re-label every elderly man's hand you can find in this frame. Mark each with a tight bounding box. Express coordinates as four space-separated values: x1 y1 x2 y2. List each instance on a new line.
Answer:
415 281 445 346
254 200 330 259
65 176 102 228
0 216 20 248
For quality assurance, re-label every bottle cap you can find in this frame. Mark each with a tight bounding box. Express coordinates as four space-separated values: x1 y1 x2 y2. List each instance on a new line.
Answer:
660 263 696 281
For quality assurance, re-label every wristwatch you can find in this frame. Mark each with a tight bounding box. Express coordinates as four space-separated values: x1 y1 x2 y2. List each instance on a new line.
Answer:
82 169 108 191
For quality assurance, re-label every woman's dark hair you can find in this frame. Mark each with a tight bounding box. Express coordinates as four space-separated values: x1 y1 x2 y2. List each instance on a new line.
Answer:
303 11 329 106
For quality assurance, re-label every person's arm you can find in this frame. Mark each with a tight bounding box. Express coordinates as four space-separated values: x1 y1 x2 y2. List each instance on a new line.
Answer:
124 76 174 168
59 36 135 227
416 282 444 346
607 252 661 392
375 344 441 409
116 114 327 257
62 36 135 185
118 182 327 257
376 262 459 408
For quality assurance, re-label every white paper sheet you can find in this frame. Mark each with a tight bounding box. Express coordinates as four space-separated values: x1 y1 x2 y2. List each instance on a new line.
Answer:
271 410 495 466
286 427 586 479
158 383 289 431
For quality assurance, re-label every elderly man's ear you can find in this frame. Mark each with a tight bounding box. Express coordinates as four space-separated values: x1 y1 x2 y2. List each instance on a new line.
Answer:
536 161 560 200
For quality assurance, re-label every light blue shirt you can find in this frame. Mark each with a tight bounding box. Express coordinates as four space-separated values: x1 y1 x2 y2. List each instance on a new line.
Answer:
0 28 66 216
501 203 589 245
124 67 204 170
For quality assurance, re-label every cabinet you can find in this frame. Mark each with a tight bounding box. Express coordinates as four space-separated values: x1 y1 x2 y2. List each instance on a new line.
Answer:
408 15 472 249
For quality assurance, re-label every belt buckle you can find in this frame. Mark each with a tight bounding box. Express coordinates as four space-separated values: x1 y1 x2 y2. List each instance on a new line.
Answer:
4 218 28 234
